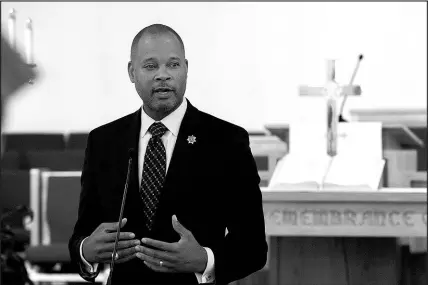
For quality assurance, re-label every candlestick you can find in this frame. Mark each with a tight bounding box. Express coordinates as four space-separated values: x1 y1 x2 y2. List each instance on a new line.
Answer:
25 18 34 65
8 9 16 49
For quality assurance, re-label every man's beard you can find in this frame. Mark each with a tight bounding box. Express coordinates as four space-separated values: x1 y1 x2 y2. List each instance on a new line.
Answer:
152 97 181 115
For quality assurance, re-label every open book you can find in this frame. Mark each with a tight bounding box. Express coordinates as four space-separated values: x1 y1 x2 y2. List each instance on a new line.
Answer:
322 155 386 190
268 121 385 191
268 154 385 191
268 154 330 191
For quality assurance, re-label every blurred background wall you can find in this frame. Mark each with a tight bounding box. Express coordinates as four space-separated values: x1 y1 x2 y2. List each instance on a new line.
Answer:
1 2 426 133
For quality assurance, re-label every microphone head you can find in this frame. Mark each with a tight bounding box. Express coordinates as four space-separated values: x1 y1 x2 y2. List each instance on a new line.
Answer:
358 54 364 61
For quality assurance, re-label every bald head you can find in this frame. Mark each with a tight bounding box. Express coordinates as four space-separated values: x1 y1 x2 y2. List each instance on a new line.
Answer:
127 23 188 121
130 24 185 62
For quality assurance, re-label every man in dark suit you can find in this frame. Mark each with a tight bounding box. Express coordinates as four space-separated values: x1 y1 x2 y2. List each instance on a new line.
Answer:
68 24 267 285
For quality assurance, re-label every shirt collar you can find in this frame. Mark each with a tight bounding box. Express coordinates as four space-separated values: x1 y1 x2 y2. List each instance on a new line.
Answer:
140 98 187 137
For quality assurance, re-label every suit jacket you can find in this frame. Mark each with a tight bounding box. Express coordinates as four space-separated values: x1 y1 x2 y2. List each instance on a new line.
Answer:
68 99 268 285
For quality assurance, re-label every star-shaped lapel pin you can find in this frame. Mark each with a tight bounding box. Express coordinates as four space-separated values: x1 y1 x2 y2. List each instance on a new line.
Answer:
187 135 196 144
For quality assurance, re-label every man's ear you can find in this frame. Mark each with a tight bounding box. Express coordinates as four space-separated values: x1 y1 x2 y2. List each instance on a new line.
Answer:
184 59 189 76
128 61 135 83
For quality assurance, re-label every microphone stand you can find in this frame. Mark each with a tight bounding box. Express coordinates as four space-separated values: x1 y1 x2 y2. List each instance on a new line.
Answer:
106 150 134 285
338 54 364 122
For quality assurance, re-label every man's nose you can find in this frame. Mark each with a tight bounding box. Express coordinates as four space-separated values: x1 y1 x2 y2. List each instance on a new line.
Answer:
154 66 171 81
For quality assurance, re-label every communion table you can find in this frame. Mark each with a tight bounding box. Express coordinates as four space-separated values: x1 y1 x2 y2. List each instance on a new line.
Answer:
261 188 426 285
241 109 427 285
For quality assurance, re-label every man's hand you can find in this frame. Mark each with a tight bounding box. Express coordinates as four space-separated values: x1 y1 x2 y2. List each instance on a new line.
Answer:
136 215 208 273
82 218 141 264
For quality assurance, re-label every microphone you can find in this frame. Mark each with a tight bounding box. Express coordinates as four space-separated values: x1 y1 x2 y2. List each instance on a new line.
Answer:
338 54 364 122
107 148 135 285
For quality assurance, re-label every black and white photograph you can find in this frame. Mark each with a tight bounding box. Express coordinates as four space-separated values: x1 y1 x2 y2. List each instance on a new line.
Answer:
1 2 426 285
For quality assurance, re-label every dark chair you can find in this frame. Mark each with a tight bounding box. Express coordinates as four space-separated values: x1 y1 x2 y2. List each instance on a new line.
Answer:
25 150 85 171
25 171 109 283
66 133 89 150
4 133 66 152
44 173 81 245
0 170 31 228
1 150 21 170
0 169 41 249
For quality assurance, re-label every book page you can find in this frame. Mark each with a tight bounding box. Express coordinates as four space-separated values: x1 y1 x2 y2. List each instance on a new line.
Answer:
271 121 332 191
268 154 331 191
320 122 384 191
323 155 385 190
275 121 383 191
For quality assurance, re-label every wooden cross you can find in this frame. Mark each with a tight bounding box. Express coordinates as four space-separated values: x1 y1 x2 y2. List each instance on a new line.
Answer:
299 56 363 120
297 58 363 156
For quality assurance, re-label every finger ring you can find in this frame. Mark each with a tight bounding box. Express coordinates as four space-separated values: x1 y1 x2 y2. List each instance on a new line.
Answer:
159 260 163 267
112 252 118 260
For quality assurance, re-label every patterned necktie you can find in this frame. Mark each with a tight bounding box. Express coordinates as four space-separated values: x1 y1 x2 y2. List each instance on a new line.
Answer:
140 122 168 231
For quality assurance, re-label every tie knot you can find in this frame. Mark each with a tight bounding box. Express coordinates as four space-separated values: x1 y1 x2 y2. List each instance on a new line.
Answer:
149 122 168 138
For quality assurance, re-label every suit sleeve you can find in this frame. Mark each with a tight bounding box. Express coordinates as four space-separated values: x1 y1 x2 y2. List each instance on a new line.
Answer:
212 129 268 284
68 131 103 282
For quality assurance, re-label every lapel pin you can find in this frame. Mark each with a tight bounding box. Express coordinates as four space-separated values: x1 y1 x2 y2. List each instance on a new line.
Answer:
187 135 196 144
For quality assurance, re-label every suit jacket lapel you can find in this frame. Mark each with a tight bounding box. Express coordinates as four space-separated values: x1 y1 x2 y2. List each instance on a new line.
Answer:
116 108 141 194
162 99 202 196
112 101 201 205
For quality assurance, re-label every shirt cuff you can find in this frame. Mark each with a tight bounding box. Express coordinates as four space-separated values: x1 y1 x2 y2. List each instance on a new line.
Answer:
80 237 99 273
195 247 215 284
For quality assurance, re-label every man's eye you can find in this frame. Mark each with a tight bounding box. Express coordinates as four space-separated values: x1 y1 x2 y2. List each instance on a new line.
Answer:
169 62 180 68
144 64 156 69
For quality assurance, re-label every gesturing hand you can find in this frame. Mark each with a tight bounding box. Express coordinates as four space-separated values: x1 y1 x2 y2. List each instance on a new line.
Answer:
82 218 141 264
136 215 208 273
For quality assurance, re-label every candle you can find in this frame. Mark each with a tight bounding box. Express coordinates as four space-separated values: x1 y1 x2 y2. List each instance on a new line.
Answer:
8 9 16 49
25 18 34 65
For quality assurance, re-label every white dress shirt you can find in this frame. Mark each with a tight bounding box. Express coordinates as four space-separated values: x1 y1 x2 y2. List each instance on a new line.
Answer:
79 99 215 283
